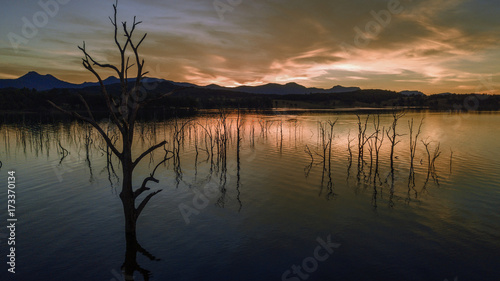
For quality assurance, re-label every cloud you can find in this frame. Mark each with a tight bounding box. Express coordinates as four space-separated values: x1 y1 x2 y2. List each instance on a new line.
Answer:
0 0 499 93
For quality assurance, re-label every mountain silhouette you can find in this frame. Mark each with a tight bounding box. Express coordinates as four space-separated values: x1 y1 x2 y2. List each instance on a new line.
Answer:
208 82 360 95
0 71 77 91
0 71 127 91
0 71 361 95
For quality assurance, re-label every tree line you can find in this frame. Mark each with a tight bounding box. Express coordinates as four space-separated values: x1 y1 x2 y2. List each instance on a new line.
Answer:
1 86 499 113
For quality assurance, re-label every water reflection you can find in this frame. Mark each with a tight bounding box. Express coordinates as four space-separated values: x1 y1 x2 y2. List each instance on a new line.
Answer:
122 233 160 281
1 111 468 279
2 111 454 206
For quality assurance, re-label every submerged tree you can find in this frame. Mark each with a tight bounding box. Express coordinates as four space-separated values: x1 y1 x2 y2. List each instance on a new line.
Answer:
48 1 173 279
408 117 424 170
386 111 405 171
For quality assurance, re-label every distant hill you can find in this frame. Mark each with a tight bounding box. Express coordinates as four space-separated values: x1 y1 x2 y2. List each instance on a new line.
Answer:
0 71 131 91
0 71 360 94
399 90 425 96
0 71 194 91
225 82 360 95
0 72 78 91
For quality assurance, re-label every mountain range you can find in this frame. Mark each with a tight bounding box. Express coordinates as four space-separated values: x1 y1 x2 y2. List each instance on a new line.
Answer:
0 71 363 95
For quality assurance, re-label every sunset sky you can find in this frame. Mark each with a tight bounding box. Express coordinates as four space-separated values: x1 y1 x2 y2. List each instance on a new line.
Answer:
1 0 500 94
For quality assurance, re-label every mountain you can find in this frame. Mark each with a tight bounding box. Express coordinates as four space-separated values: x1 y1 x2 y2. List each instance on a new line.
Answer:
233 82 309 95
399 90 426 96
0 71 360 94
203 82 360 95
0 71 128 91
330 85 361 93
204 84 228 91
0 71 79 91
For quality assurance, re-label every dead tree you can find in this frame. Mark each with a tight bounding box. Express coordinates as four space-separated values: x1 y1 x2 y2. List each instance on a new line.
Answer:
371 116 384 205
356 114 375 182
47 3 182 279
304 144 314 177
408 117 424 171
372 115 384 181
386 111 405 172
356 114 373 162
317 120 337 199
421 138 442 176
48 2 174 240
366 138 374 181
236 108 243 211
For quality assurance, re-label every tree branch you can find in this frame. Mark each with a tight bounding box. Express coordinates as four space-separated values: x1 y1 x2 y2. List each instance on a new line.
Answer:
78 93 95 121
78 42 126 133
135 189 162 219
47 100 122 158
132 140 167 169
78 44 121 78
133 176 157 199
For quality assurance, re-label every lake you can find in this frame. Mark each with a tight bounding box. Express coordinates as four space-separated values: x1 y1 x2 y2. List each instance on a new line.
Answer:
1 110 499 281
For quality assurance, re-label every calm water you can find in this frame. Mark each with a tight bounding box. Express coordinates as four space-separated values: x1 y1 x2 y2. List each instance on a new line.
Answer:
0 110 499 281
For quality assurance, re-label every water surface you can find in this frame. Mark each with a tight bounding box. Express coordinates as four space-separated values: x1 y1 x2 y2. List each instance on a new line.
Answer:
0 110 499 280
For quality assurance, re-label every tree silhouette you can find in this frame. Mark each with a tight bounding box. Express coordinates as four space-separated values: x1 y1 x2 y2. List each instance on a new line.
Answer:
48 1 174 279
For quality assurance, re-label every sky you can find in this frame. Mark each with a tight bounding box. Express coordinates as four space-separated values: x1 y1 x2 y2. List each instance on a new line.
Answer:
1 0 500 94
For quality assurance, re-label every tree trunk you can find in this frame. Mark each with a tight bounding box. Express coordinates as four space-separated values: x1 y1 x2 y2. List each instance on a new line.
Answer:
120 146 137 236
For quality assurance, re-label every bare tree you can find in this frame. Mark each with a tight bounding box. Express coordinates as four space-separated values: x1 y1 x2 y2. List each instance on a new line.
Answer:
317 120 337 199
356 114 374 162
236 108 243 211
408 117 424 170
372 115 384 178
304 144 314 177
48 0 175 254
421 138 442 176
356 114 376 182
386 111 405 170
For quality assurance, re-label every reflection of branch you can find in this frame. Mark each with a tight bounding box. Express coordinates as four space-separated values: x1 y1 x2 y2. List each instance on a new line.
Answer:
304 145 314 178
449 148 454 174
236 109 243 212
347 130 354 179
82 125 95 183
58 141 69 164
371 171 383 209
47 100 122 158
136 242 160 261
216 169 227 208
325 171 336 200
421 169 431 194
406 168 417 204
122 231 160 281
389 184 395 208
